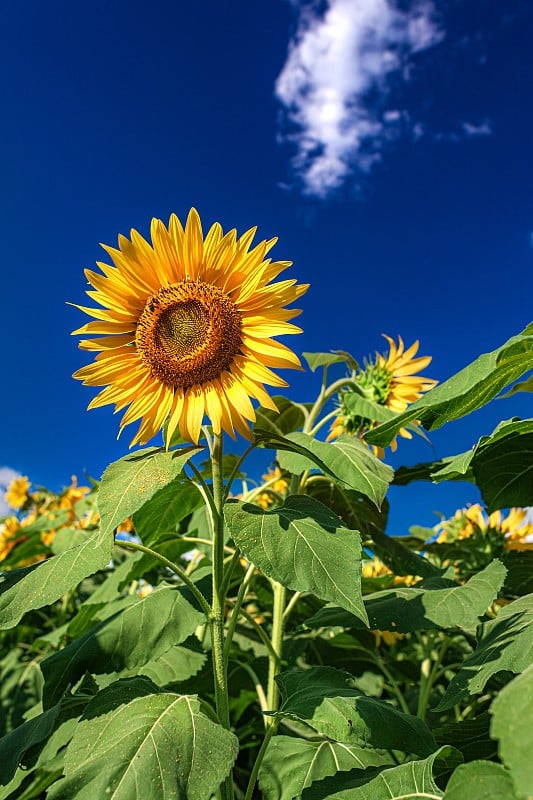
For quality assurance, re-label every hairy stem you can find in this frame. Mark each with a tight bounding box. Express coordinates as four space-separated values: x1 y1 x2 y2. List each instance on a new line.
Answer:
209 433 234 800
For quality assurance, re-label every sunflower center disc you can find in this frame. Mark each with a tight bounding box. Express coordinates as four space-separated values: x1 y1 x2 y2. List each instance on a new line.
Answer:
135 281 242 389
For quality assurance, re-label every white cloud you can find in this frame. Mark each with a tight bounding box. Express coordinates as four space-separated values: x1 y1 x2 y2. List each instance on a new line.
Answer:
275 0 444 197
461 120 493 137
0 466 22 516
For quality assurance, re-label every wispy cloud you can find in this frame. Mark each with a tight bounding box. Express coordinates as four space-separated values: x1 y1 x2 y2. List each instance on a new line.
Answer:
461 120 493 137
0 466 21 516
275 0 444 197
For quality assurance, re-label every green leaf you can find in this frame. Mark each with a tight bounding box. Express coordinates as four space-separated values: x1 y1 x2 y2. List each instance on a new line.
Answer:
132 478 203 546
470 419 533 511
225 497 368 624
502 551 533 596
0 525 112 630
98 446 200 540
254 395 307 435
306 479 389 538
0 701 62 785
303 352 358 372
274 667 438 757
50 527 88 554
47 680 238 800
300 747 461 800
500 373 533 397
1 649 43 735
490 663 533 799
366 527 441 579
342 393 396 423
305 560 506 634
444 761 520 800
436 593 533 710
41 582 205 708
365 325 533 447
258 735 396 800
392 456 474 486
274 432 393 508
434 713 497 763
110 638 207 687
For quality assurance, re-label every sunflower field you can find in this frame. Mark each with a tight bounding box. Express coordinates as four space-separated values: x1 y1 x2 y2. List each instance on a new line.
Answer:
1 212 532 800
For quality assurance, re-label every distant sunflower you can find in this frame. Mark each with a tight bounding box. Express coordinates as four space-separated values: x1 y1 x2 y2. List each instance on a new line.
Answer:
73 210 308 445
436 504 533 551
328 335 437 454
5 476 31 510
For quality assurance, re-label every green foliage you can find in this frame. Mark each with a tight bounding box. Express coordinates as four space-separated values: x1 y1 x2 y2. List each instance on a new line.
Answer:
1 323 532 799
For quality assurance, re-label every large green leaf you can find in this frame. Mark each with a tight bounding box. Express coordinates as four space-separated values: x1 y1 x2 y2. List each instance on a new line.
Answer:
365 324 533 447
305 560 506 634
300 746 461 800
254 395 307 435
274 667 437 757
98 446 200 540
108 638 207 687
490 663 533 799
0 701 62 785
436 594 533 710
132 478 203 545
225 497 368 624
0 524 112 630
444 761 520 800
434 713 497 763
305 479 389 539
258 735 396 800
47 679 238 800
41 582 205 708
471 420 533 511
273 432 393 507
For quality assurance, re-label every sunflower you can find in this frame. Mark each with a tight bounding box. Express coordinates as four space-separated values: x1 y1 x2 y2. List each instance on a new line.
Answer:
257 465 289 509
72 210 308 446
327 335 437 454
436 504 533 551
5 476 31 510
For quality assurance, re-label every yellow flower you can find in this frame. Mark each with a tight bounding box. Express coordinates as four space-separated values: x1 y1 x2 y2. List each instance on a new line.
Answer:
4 476 31 510
327 335 437 455
256 465 289 509
0 517 23 561
436 504 533 550
58 477 91 511
72 209 308 446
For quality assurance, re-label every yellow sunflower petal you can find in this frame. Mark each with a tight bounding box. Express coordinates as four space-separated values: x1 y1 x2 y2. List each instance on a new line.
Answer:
72 210 307 445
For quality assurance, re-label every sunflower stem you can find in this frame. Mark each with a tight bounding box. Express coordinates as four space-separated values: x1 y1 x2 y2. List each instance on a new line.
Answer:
114 540 212 619
304 376 361 434
209 433 234 800
266 580 287 725
244 718 279 800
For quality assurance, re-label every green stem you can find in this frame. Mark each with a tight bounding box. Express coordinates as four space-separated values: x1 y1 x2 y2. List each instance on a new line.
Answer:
244 719 279 800
308 408 341 437
220 549 242 599
282 591 302 621
266 580 286 722
223 442 257 500
115 540 211 620
209 433 234 800
304 376 361 433
417 637 449 720
225 599 280 665
237 662 268 714
224 563 256 658
377 660 410 715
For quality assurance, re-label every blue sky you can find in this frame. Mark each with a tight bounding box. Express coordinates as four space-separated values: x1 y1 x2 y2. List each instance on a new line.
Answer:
1 0 531 531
